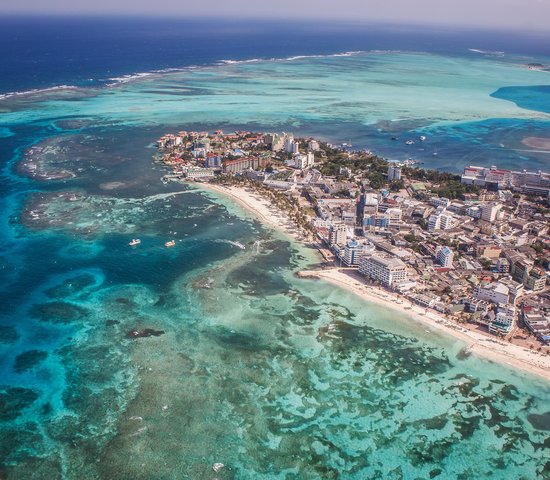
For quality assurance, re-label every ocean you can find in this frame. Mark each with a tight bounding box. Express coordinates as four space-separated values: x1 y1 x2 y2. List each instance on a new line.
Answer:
0 16 549 479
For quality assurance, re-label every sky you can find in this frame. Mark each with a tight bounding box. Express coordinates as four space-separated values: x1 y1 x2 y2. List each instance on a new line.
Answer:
2 0 550 32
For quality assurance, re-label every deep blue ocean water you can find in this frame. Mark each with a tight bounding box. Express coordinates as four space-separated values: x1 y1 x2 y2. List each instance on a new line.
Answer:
1 16 550 95
1 17 550 479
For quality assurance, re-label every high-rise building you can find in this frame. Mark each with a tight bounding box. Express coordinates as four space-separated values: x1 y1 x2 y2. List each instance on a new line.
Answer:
387 165 402 181
338 240 375 266
435 246 454 267
480 203 502 223
328 224 347 246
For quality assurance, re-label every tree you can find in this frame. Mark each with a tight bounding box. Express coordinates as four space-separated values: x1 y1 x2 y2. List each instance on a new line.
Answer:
389 179 405 192
480 258 493 271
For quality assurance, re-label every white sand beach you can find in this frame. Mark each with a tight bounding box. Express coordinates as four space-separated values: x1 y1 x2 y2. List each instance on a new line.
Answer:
197 182 550 381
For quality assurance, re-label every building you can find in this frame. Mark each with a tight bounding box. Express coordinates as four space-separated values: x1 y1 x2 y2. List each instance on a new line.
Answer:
328 224 348 247
430 197 451 209
466 205 482 219
223 156 268 174
337 240 375 266
489 305 515 335
204 154 222 168
480 203 502 223
523 309 550 342
525 268 547 292
436 246 454 267
387 165 402 181
428 207 454 231
265 133 285 152
475 281 512 305
358 255 408 288
364 208 402 230
308 140 320 151
496 257 510 273
284 136 298 154
363 193 379 217
293 152 315 169
185 168 215 179
461 165 550 196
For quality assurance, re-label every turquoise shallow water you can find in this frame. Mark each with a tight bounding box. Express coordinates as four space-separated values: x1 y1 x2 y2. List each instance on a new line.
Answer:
0 51 549 479
2 50 550 172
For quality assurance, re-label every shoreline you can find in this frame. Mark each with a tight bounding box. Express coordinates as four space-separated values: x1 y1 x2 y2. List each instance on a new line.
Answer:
196 182 313 243
300 268 550 382
196 181 550 382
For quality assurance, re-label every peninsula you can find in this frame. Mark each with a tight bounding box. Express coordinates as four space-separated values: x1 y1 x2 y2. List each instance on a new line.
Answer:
155 129 550 379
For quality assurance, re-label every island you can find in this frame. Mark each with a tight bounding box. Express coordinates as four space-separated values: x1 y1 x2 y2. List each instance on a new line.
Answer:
154 129 550 379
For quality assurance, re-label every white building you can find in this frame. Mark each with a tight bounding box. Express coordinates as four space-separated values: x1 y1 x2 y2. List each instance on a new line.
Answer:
480 203 502 223
328 224 348 246
387 165 402 181
363 193 379 216
293 152 314 169
338 240 375 266
435 246 454 267
284 136 299 154
358 255 408 288
466 205 482 219
428 207 454 231
430 197 451 208
475 282 510 305
489 305 515 335
185 168 215 179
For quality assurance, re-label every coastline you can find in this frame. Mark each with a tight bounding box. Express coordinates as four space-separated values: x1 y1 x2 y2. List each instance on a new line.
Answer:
196 182 312 242
196 181 550 382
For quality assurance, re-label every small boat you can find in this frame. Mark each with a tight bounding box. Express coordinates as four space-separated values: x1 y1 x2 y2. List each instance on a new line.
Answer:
405 139 415 145
129 239 141 246
212 463 225 473
165 240 176 247
433 152 438 156
419 135 427 141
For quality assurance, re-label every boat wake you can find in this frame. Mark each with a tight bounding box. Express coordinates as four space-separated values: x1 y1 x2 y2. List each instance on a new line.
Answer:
468 48 505 57
215 239 246 250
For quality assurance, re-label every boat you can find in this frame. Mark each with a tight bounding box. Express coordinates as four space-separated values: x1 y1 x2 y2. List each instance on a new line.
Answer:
129 239 141 246
165 240 176 247
405 140 415 145
419 135 427 141
212 463 225 473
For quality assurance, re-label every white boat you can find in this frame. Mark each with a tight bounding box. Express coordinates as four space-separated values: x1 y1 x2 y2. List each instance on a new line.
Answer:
405 139 415 145
165 240 176 247
129 239 141 246
419 135 427 141
212 463 225 473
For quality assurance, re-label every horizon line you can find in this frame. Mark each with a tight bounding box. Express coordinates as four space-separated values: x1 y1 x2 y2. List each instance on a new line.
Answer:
1 13 550 36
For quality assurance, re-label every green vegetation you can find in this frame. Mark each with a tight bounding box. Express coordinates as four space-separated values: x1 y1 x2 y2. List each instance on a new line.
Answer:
531 241 545 254
480 258 493 270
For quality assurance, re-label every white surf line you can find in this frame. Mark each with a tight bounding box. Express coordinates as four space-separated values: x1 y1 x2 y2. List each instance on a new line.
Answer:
140 191 194 204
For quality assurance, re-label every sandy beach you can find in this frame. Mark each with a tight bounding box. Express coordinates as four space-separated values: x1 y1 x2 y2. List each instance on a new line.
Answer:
197 182 550 382
300 268 550 381
197 182 311 241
